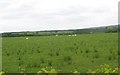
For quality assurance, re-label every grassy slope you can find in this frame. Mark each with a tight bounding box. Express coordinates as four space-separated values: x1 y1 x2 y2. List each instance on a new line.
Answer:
2 33 118 73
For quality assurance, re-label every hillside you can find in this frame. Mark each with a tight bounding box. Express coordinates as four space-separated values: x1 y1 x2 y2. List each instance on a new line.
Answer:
2 25 118 37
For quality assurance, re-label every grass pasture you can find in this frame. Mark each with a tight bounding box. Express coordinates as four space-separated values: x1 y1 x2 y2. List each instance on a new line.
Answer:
2 33 118 73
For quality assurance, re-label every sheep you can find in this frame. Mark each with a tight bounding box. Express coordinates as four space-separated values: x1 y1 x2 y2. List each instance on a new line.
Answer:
68 35 71 36
26 37 29 40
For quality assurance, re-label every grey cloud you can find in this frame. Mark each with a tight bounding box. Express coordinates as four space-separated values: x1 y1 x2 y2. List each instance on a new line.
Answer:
0 3 10 8
0 0 10 8
1 4 34 20
45 5 109 19
66 16 93 22
1 3 110 21
0 0 118 33
47 6 87 16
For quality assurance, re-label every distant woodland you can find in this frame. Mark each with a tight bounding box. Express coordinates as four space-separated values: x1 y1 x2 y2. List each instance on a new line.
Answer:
2 25 118 37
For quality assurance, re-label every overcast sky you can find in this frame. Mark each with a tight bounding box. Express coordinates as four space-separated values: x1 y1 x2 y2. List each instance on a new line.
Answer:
0 0 119 33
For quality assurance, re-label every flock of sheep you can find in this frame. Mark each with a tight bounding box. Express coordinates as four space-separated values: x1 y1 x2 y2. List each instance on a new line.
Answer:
26 34 77 39
56 34 77 36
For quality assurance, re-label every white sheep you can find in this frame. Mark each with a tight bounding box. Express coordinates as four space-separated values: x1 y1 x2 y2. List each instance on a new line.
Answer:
26 37 29 40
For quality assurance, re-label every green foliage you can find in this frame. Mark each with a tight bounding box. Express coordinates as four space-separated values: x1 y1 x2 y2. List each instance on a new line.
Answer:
64 56 72 62
0 72 5 75
1 64 120 74
91 64 120 73
106 27 117 33
2 33 118 73
37 68 57 75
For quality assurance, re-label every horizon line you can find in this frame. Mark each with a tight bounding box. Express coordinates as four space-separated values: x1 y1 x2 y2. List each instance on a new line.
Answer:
0 24 118 33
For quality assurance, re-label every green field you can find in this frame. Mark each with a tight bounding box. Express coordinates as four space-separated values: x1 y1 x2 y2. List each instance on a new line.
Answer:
2 33 118 73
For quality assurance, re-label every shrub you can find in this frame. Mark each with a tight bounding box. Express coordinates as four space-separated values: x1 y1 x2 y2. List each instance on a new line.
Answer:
75 51 77 54
56 52 59 56
91 64 120 73
64 56 72 62
81 50 83 53
118 51 120 55
48 61 52 66
94 54 99 59
48 53 54 57
6 53 10 56
37 68 57 74
17 57 21 61
85 49 89 53
108 56 112 61
0 72 5 75
37 50 40 53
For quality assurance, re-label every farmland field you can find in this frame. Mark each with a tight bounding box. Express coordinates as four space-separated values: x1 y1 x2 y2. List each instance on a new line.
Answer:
2 33 118 73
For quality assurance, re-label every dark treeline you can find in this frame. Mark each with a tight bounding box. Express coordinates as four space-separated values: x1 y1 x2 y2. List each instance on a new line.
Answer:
2 25 118 37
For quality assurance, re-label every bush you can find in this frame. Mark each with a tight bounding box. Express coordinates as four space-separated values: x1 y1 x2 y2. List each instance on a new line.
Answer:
108 56 112 61
0 72 5 75
37 68 57 74
91 64 120 73
64 56 72 62
56 52 59 56
48 61 52 66
1 64 120 74
94 54 99 59
85 49 89 53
